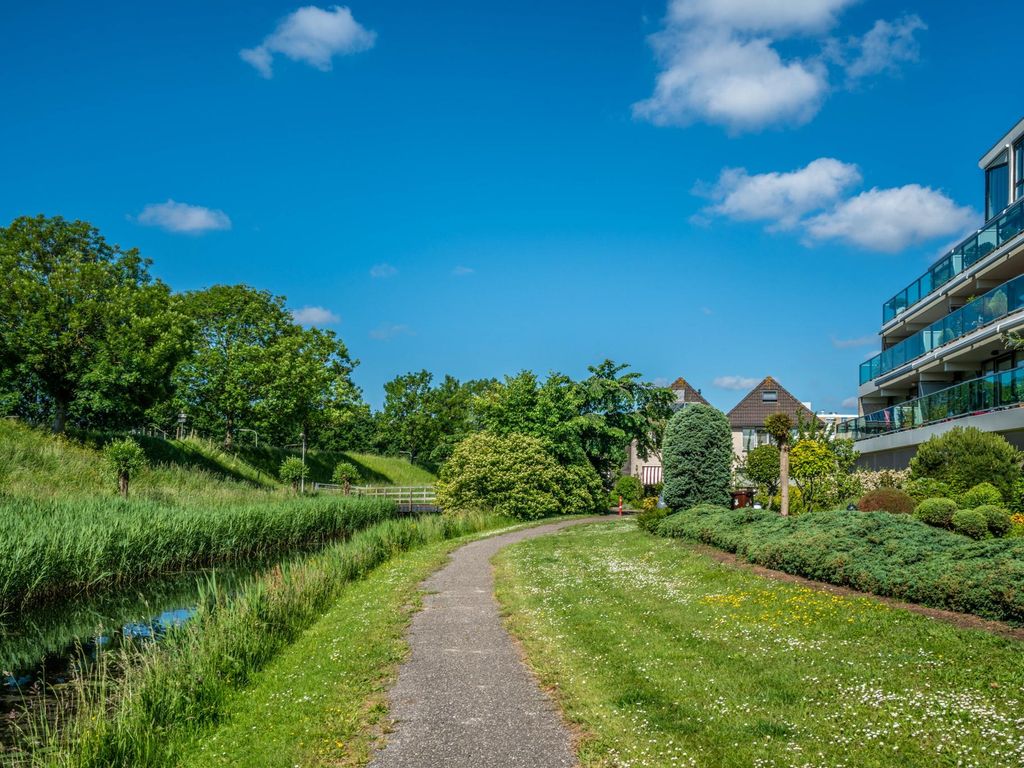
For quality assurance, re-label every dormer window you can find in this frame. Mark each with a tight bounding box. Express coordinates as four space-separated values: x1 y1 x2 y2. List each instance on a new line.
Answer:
762 390 778 402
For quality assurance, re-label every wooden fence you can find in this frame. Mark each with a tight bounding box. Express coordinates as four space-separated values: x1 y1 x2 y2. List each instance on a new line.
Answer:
312 483 439 512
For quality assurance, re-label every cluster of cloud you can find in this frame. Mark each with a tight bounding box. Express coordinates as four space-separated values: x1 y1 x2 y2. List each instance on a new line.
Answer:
830 334 875 349
370 262 398 278
633 0 926 132
370 323 412 341
713 375 759 391
697 157 977 252
136 200 231 234
291 306 340 326
241 5 376 78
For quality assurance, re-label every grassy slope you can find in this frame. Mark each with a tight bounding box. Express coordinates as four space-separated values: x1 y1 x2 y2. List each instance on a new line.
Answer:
0 421 435 504
495 522 1024 768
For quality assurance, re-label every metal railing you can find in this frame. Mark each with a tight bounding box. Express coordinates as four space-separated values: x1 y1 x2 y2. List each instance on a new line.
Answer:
861 273 1024 384
840 365 1024 440
882 197 1024 324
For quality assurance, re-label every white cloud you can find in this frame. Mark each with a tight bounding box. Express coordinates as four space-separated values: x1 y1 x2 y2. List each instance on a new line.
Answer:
370 262 398 278
651 376 672 388
804 185 979 252
291 306 339 326
701 158 861 229
714 375 759 391
843 15 926 80
241 5 376 78
841 396 859 409
831 334 875 349
635 1 926 132
452 265 475 276
136 200 231 234
369 323 412 340
701 306 713 315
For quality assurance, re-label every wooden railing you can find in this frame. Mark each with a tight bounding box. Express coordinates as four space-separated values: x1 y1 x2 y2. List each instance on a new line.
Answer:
312 483 438 510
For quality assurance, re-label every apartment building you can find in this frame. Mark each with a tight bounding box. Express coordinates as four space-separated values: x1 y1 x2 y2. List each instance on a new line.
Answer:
838 117 1024 468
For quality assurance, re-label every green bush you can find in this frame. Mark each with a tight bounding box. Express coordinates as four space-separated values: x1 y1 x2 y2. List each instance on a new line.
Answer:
951 508 989 540
914 497 958 528
613 475 644 507
975 504 1012 537
103 437 147 498
1009 477 1024 515
904 477 951 502
744 444 780 502
909 427 1021 500
636 506 667 533
655 506 1024 623
436 431 602 520
857 488 914 514
662 404 732 511
958 482 1003 509
279 456 308 491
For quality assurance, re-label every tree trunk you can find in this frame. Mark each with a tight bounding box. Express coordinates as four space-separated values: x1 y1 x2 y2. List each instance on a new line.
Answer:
344 479 351 496
52 399 68 434
780 446 790 517
119 472 129 498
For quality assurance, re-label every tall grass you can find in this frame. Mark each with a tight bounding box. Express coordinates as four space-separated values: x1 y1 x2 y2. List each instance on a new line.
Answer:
28 511 506 768
0 495 397 613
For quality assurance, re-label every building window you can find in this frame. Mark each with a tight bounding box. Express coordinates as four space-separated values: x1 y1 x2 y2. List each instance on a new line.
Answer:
742 428 772 452
762 390 778 402
986 157 1009 220
1015 139 1023 202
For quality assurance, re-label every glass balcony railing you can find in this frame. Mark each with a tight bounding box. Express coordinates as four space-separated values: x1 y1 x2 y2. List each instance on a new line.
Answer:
881 198 1024 324
860 273 1024 385
839 365 1024 441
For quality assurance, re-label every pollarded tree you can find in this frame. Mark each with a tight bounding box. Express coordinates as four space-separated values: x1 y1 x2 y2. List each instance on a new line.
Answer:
103 437 147 498
764 413 794 516
662 403 733 511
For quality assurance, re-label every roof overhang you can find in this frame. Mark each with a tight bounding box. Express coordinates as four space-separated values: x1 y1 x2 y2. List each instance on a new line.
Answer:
979 116 1024 169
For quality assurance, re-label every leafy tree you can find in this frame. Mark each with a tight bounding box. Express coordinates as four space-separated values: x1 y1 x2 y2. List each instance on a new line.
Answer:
0 215 191 432
332 460 360 494
662 404 732 511
279 456 308 493
909 427 1021 500
744 444 780 508
103 437 147 498
764 413 794 516
171 285 357 447
613 475 644 507
789 440 836 512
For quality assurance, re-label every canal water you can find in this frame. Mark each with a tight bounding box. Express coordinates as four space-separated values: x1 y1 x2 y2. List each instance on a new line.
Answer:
0 563 267 758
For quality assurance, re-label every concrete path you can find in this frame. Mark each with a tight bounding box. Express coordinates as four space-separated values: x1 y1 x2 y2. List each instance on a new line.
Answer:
370 517 611 768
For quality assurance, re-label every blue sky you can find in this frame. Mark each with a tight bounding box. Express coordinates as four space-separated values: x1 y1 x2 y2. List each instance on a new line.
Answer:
1 1 1021 412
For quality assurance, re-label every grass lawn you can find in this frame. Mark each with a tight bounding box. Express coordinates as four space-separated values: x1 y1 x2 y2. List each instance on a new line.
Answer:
494 521 1024 768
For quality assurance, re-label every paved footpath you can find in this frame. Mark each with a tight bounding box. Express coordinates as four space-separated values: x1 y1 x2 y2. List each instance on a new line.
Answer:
370 516 613 768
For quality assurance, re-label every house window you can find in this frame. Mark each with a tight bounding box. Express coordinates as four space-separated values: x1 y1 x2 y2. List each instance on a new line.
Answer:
762 390 778 402
742 428 772 452
1015 139 1023 202
986 156 1009 220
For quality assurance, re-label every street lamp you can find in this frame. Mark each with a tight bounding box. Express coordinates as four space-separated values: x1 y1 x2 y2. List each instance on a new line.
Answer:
177 412 188 440
284 430 308 493
237 428 259 448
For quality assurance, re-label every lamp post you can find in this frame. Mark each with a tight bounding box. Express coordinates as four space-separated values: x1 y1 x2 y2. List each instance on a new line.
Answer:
285 430 308 493
177 412 187 440
237 428 259 448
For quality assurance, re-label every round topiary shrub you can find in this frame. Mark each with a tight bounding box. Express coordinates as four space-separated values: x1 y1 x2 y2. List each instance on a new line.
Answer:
662 403 733 512
958 482 1003 509
613 475 644 507
951 508 989 540
974 504 1012 537
914 497 958 528
857 488 915 514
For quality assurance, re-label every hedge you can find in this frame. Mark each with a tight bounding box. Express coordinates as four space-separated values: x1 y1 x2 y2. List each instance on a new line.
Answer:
656 506 1024 624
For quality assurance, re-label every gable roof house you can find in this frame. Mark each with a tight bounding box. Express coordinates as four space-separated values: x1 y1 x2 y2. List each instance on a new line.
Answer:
623 376 708 485
727 376 819 457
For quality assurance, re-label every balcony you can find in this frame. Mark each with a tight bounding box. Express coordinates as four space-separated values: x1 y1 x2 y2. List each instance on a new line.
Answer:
840 365 1024 441
861 273 1024 385
881 198 1024 325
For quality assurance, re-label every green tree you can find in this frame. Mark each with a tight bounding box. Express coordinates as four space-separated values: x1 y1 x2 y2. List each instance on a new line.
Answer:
331 460 360 494
909 427 1021 500
662 404 733 511
0 215 191 432
744 444 781 508
103 437 147 498
789 439 836 512
279 456 308 493
764 413 794 516
172 285 357 447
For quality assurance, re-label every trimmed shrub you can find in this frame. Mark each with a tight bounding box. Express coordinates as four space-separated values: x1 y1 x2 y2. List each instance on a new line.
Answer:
278 456 308 492
655 506 1024 623
613 475 644 507
976 504 1012 537
909 426 1021 500
958 482 1003 509
904 477 951 502
857 488 914 515
103 437 147 498
636 506 667 533
914 497 957 528
662 404 733 512
951 508 988 540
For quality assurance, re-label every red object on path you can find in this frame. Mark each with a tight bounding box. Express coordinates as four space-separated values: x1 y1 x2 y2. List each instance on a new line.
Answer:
618 496 623 516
